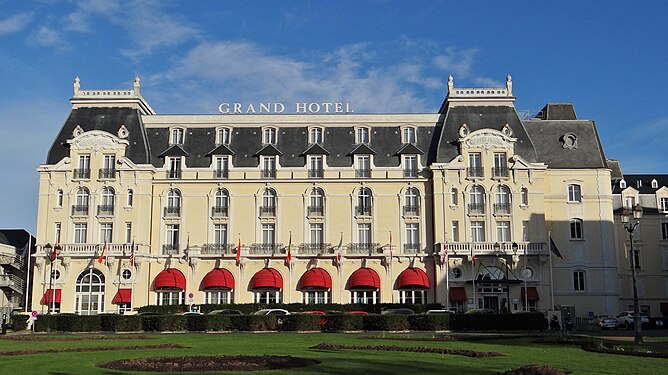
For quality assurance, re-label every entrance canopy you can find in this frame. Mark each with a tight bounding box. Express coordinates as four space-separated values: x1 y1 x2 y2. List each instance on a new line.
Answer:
348 267 380 289
449 287 467 302
202 268 235 290
397 267 430 288
520 287 539 301
153 268 186 290
40 289 61 304
251 268 283 289
112 288 132 304
299 267 332 289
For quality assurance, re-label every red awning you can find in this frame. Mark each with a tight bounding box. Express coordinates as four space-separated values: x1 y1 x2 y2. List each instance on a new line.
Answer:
449 287 467 302
112 289 132 304
300 267 332 289
250 268 283 289
348 267 380 289
153 268 186 290
397 267 430 289
40 289 61 304
202 268 235 290
521 287 539 301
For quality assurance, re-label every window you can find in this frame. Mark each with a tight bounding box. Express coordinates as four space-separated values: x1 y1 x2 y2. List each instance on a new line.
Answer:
261 188 276 216
471 221 485 242
619 179 626 188
450 188 458 206
570 219 583 239
309 156 323 178
76 154 91 179
355 155 370 178
467 152 482 177
496 221 511 242
469 185 485 214
157 289 184 305
405 223 419 252
217 127 231 145
125 223 132 243
263 127 277 144
75 187 90 207
356 127 370 144
403 155 418 177
494 185 511 214
652 179 659 189
214 224 227 246
309 223 323 245
100 187 115 215
358 223 371 245
403 127 416 144
662 223 668 240
262 224 275 246
206 289 233 304
568 184 582 202
214 189 229 216
74 223 87 243
520 188 528 206
308 188 324 216
350 288 378 304
127 189 133 207
56 190 63 207
165 224 179 251
254 290 281 303
309 127 323 144
121 269 133 281
356 187 372 216
261 156 276 178
522 221 529 242
303 289 329 304
166 189 181 216
55 223 61 244
573 270 586 291
404 188 419 215
660 197 668 212
167 157 182 179
75 269 105 315
624 196 636 209
399 287 427 304
493 153 508 177
101 154 116 179
100 223 113 243
451 221 459 242
631 249 641 269
170 128 184 145
214 156 229 179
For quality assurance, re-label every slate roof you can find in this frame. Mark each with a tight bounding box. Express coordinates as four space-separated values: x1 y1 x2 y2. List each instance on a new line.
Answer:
612 174 668 194
206 144 235 156
0 229 34 249
302 143 330 156
158 145 189 158
535 103 578 120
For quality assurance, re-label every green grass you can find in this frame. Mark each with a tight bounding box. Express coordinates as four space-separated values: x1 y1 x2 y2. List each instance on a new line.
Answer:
0 332 666 374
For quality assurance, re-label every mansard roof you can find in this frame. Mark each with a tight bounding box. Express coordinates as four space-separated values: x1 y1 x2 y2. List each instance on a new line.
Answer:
206 144 235 156
302 143 330 156
349 143 377 155
158 144 189 158
254 144 283 156
612 174 668 194
395 143 424 155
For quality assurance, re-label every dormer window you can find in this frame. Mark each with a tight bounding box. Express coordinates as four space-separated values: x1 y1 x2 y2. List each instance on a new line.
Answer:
309 127 323 144
637 180 643 188
620 179 626 188
217 127 231 145
652 179 658 189
356 127 370 144
402 127 416 144
171 128 185 145
660 197 668 212
624 195 636 209
263 127 277 145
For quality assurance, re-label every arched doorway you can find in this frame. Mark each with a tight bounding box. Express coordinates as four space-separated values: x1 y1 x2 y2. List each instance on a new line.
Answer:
74 268 105 315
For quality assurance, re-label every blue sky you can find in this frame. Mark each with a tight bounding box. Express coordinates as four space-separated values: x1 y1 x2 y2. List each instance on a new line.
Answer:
1 1 667 234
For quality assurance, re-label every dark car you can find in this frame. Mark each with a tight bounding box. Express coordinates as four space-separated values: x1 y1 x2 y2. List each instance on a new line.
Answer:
381 308 415 315
208 309 243 315
464 308 495 314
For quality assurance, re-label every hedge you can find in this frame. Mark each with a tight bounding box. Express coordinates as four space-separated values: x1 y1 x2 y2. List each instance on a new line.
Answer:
363 315 410 331
279 314 323 331
322 314 364 332
141 315 186 331
99 315 142 332
139 303 442 315
228 315 278 331
205 315 232 331
10 314 28 331
450 312 546 331
407 313 451 331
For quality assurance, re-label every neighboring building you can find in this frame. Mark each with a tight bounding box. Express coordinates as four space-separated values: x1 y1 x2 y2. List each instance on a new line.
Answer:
31 75 620 317
0 229 35 312
611 166 668 317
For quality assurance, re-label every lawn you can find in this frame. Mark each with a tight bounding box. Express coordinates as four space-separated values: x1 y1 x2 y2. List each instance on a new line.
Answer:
0 332 666 374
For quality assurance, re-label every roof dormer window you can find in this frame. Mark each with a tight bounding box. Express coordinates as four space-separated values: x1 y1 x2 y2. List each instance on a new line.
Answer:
402 127 416 144
637 180 642 188
620 179 626 188
356 127 370 144
217 127 231 145
309 127 323 144
171 128 185 145
652 179 658 189
263 127 277 145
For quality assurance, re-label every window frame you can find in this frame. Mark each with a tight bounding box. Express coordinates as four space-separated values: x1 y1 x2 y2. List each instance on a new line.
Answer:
402 126 416 144
262 127 277 145
170 128 185 145
309 127 323 144
567 184 582 202
355 127 370 144
569 218 584 240
216 127 231 145
573 270 586 291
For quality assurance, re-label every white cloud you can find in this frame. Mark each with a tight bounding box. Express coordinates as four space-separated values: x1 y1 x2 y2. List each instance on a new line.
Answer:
32 26 63 48
0 12 32 35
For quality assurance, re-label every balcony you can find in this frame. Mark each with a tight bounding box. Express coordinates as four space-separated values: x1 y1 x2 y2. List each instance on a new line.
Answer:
355 169 371 178
309 169 324 178
404 242 421 254
0 273 24 293
299 243 333 254
98 168 116 179
403 168 418 178
249 243 284 255
214 169 229 179
355 205 372 216
211 206 229 218
493 203 511 215
492 167 509 178
162 244 179 255
39 243 135 257
468 203 485 215
466 167 484 178
201 243 233 255
259 206 276 217
444 242 547 257
167 169 181 179
97 204 114 216
164 206 181 217
347 243 381 254
403 205 420 216
71 204 89 216
261 169 276 179
307 206 324 217
73 168 91 179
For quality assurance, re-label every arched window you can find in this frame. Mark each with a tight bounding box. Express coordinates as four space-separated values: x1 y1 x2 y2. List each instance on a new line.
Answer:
261 188 276 217
217 127 231 145
215 189 229 208
75 268 105 315
309 188 324 216
402 127 416 144
450 188 458 206
494 185 511 214
469 185 485 214
75 187 90 206
263 127 277 144
167 189 181 208
127 189 134 207
570 218 583 239
170 128 184 145
404 188 420 216
101 187 115 207
356 127 370 144
520 187 529 206
309 127 323 144
357 187 372 216
568 184 582 202
619 179 627 188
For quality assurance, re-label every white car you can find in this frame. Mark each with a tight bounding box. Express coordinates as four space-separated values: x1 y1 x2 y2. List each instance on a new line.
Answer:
616 311 649 329
253 308 290 316
592 315 618 329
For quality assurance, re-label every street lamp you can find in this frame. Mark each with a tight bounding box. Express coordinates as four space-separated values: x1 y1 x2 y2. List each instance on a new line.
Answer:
45 243 61 314
621 204 643 344
494 242 517 313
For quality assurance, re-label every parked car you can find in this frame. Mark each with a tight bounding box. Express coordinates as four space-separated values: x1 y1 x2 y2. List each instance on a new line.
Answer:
591 315 619 329
616 311 649 329
381 308 415 315
208 309 243 315
181 311 203 316
299 310 326 315
425 309 450 314
344 310 369 315
253 309 290 316
464 308 495 314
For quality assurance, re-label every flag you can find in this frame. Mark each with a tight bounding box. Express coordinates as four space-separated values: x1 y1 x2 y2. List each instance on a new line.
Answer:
235 237 241 265
182 235 190 262
129 240 135 267
336 234 343 264
441 242 448 265
97 240 107 264
549 235 563 258
51 243 59 261
20 241 30 259
286 233 292 266
471 246 476 265
389 232 393 259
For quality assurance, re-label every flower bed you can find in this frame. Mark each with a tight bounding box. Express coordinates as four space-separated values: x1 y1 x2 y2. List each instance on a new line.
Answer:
99 355 320 372
310 343 502 357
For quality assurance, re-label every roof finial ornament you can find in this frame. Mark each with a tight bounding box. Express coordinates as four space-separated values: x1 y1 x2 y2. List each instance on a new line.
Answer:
506 74 512 96
447 75 454 94
73 76 80 96
133 75 140 95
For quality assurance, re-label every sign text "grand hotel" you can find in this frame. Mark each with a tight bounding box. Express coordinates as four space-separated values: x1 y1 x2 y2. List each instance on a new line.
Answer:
218 102 354 114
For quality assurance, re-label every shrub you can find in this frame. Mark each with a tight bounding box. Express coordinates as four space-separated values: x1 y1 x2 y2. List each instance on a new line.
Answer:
363 314 410 331
9 314 28 331
408 314 451 330
185 314 208 332
137 305 188 314
141 315 186 331
99 315 142 332
205 315 231 331
280 314 323 331
228 315 278 331
450 312 546 331
322 314 364 332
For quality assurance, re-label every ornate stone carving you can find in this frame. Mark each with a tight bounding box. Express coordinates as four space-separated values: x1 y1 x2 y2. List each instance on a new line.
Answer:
502 123 513 137
560 133 578 149
72 125 84 138
117 124 129 139
458 124 470 138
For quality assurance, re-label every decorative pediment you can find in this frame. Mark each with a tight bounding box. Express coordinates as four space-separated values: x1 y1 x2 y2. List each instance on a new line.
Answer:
67 130 129 153
459 128 515 151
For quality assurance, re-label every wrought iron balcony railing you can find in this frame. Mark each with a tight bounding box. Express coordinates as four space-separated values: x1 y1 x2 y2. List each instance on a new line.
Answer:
493 203 511 215
466 167 484 178
201 243 233 255
164 206 181 217
307 206 324 217
404 242 421 253
347 243 381 254
214 169 229 179
492 167 509 178
355 205 372 216
403 168 418 178
98 168 116 179
468 203 485 215
97 204 114 216
167 170 181 179
355 169 371 178
299 243 333 254
211 206 229 217
402 205 420 216
309 169 324 178
261 169 276 179
73 168 90 179
162 244 179 255
71 204 89 216
259 206 276 217
248 243 284 255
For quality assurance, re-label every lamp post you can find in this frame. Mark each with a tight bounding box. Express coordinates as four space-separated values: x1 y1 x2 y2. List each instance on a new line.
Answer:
45 243 61 314
621 204 643 344
495 242 517 313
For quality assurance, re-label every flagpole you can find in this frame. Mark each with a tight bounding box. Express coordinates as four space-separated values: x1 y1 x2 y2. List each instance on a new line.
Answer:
524 243 528 311
445 245 450 310
24 234 32 312
130 238 135 314
548 231 555 311
389 231 393 304
338 232 343 304
287 231 292 304
472 245 476 309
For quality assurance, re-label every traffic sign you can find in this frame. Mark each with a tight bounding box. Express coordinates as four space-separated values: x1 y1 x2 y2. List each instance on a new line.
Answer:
188 292 194 299
31 311 38 317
